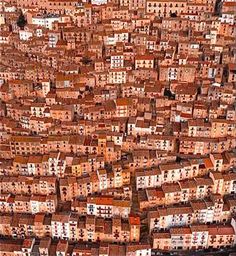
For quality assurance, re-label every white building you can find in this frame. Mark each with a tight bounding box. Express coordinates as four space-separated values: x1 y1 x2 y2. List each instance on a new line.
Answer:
105 31 129 45
108 69 127 84
91 0 107 5
19 30 33 41
48 32 60 48
0 13 5 25
32 14 60 30
110 54 124 69
220 12 235 25
51 213 70 240
42 80 51 96
4 5 16 12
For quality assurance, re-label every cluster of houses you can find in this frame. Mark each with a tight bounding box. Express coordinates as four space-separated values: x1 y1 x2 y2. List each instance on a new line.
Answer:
0 212 140 243
0 0 235 255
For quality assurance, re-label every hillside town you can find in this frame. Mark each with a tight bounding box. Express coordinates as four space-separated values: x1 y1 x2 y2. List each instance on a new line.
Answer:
0 0 236 255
